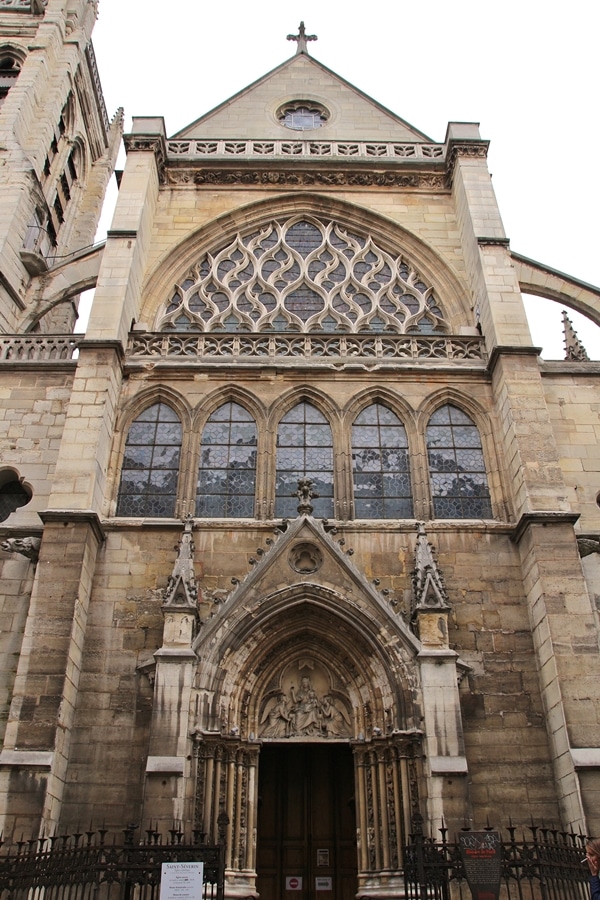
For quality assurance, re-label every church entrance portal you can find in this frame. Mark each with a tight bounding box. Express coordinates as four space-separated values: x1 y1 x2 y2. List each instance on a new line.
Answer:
256 743 357 899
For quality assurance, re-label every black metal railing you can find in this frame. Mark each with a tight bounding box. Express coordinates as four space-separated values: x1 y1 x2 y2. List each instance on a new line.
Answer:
404 816 591 900
0 824 225 900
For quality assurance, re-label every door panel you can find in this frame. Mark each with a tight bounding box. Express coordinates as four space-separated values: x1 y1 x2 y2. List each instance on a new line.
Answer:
257 744 357 900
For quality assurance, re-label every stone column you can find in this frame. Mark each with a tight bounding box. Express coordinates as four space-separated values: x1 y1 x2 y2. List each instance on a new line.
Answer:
353 734 421 898
194 736 259 898
142 519 200 830
0 512 104 838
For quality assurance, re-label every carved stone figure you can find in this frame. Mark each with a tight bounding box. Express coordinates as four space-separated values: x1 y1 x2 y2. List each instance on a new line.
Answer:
321 694 351 737
259 672 352 739
260 691 292 738
0 536 41 561
290 676 321 736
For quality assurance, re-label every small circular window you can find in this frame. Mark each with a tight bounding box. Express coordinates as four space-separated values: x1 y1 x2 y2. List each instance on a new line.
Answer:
278 102 329 131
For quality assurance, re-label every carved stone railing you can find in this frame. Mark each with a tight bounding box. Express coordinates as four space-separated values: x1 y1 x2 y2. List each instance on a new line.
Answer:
167 140 445 161
127 332 486 363
0 335 78 362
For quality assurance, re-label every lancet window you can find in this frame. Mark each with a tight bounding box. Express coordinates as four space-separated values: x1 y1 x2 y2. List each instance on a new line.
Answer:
196 402 258 518
275 402 334 518
426 404 492 518
157 217 447 336
116 403 182 517
352 403 413 518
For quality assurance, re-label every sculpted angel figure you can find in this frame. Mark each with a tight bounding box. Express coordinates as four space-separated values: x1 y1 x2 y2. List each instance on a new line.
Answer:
320 694 351 737
260 691 292 738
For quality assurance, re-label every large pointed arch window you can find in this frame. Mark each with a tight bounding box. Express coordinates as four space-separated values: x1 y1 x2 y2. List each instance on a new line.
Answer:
426 404 492 518
352 403 413 518
117 403 182 517
157 216 448 335
275 402 333 518
196 402 257 517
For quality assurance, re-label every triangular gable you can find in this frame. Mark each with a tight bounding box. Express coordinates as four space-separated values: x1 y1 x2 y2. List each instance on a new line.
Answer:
173 52 433 143
195 514 421 655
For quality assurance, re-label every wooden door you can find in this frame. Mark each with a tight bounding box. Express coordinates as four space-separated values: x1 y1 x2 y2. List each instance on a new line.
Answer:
256 744 357 900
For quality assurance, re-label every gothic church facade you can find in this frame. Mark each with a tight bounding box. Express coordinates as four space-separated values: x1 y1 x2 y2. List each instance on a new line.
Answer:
1 3 600 898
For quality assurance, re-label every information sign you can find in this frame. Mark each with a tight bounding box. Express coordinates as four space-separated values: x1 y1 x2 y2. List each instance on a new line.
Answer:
315 876 333 890
458 831 502 900
160 862 204 900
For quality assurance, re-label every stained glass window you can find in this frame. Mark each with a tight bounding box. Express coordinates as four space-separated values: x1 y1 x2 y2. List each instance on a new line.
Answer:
157 217 447 336
0 479 30 522
426 405 492 518
196 402 257 518
275 402 334 518
352 404 413 518
116 403 182 517
280 105 328 130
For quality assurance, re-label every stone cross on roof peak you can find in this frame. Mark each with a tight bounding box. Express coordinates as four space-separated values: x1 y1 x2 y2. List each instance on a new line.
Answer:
287 21 318 55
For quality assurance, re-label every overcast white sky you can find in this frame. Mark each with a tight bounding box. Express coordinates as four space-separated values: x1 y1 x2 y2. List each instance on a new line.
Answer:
90 0 600 358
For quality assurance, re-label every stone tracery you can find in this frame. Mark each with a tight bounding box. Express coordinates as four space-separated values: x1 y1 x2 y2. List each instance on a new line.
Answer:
156 216 448 335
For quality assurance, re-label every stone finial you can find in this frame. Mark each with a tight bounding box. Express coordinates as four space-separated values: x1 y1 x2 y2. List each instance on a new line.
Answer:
286 22 318 55
411 522 449 610
1 536 41 561
163 515 199 609
562 310 590 361
293 477 319 516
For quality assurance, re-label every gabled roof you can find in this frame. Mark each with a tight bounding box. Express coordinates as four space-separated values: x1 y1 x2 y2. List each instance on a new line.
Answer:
173 52 433 142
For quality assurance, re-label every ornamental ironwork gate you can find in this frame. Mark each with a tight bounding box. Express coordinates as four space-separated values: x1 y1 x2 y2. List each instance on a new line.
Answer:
0 826 225 900
404 819 590 900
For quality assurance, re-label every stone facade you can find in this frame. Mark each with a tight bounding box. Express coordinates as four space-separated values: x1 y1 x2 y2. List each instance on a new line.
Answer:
1 8 600 899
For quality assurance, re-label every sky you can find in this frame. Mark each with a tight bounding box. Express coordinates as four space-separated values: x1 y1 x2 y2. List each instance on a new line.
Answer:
89 0 600 359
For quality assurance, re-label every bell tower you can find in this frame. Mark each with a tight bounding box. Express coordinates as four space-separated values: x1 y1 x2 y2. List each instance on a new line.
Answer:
0 0 120 333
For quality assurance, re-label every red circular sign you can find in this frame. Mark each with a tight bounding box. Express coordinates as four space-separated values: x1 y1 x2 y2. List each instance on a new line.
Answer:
289 878 299 889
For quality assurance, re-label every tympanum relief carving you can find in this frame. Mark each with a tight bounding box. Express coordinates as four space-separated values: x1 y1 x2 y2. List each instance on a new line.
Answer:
259 663 352 740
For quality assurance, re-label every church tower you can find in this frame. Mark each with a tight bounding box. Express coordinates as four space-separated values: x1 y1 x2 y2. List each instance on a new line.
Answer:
0 0 120 334
2 15 600 900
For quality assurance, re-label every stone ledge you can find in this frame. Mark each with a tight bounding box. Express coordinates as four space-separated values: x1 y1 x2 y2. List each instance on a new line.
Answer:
429 756 468 774
0 750 53 768
40 509 106 544
511 511 580 545
570 749 600 768
145 756 185 774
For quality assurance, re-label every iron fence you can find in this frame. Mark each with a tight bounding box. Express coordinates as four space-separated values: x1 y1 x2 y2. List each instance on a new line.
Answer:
404 817 591 900
0 824 225 900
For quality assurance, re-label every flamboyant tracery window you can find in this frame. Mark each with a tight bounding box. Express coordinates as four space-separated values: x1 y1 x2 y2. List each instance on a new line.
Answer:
275 402 334 518
196 402 257 517
352 404 413 518
426 404 492 518
117 403 182 517
157 217 447 335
